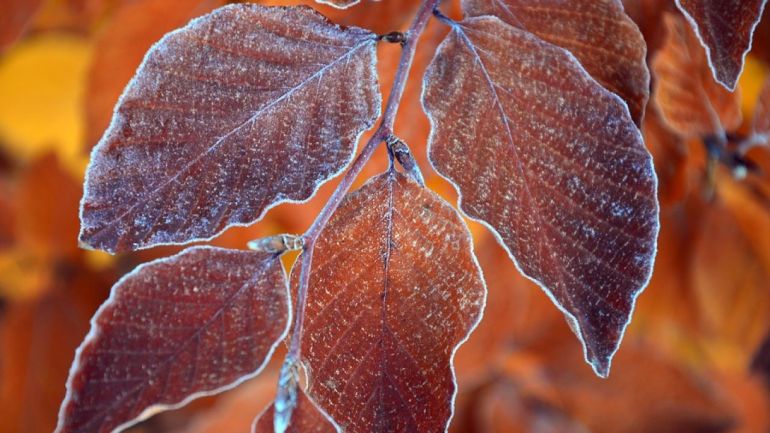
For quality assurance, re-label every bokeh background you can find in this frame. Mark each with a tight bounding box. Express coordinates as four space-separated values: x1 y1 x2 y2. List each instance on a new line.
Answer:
1 0 769 432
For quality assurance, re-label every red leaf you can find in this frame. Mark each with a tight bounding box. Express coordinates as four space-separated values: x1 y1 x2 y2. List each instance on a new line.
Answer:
316 0 361 10
675 0 768 90
252 388 339 433
298 171 485 433
84 0 225 150
651 13 742 138
463 0 649 124
79 4 381 253
423 16 659 377
752 76 770 137
55 246 290 433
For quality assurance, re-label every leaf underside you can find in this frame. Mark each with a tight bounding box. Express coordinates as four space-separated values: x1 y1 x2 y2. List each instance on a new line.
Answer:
463 0 649 124
79 4 381 253
676 0 769 90
252 387 339 433
423 16 659 377
652 13 742 138
56 247 290 433
297 171 485 433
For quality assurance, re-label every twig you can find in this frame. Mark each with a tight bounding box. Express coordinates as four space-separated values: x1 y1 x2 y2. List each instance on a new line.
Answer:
273 0 440 429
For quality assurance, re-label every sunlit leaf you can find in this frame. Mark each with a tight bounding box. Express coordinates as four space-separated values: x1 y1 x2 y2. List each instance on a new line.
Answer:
675 0 768 90
651 13 742 138
79 4 381 253
642 110 689 206
298 171 485 433
85 0 225 149
423 15 658 377
463 0 650 124
252 388 339 433
56 246 290 433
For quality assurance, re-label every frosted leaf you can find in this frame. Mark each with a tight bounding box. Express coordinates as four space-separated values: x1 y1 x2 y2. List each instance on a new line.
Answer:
676 0 769 90
423 16 658 377
55 246 290 433
252 387 339 433
652 13 742 138
463 0 649 124
316 0 362 10
80 4 381 253
297 171 485 433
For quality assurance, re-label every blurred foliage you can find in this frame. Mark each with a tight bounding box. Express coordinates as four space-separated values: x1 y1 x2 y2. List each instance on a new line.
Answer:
0 0 769 432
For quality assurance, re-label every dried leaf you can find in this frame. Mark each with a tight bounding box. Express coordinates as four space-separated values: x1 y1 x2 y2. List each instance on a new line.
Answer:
651 13 742 138
675 0 768 90
252 388 339 433
423 16 658 377
79 4 381 253
55 246 290 433
85 0 225 149
463 0 650 124
298 171 485 433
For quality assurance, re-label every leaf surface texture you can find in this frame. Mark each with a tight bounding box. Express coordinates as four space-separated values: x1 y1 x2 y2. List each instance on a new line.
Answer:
423 16 659 377
299 171 485 433
252 387 339 433
463 0 649 124
56 246 290 433
79 4 381 253
676 0 768 90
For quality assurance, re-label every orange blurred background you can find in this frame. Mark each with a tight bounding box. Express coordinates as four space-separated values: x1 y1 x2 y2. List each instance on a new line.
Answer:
1 0 769 432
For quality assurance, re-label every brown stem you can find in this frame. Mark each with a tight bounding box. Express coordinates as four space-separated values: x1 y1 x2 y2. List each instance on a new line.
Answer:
287 0 440 362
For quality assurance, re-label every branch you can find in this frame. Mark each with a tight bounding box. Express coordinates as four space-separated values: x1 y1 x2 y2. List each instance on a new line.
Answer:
272 0 440 430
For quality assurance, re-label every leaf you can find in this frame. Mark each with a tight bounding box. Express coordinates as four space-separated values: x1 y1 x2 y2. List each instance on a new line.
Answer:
55 246 290 433
252 388 339 433
423 16 658 377
651 13 742 138
675 0 769 90
316 0 361 11
298 171 485 433
79 4 381 253
463 0 650 124
0 0 42 51
85 0 225 150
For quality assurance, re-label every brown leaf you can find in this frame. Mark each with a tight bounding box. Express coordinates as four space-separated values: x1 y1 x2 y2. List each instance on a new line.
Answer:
652 13 742 138
56 246 290 433
675 0 768 90
423 15 658 377
298 171 485 433
85 0 225 150
752 75 770 136
463 0 650 124
252 388 338 433
79 4 381 253
0 0 42 52
643 109 689 206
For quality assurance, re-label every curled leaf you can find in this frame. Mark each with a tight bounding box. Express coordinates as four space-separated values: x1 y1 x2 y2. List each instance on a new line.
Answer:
298 171 485 432
463 0 650 124
79 4 381 253
675 0 769 90
423 16 659 377
252 387 339 433
56 246 290 433
651 13 742 138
